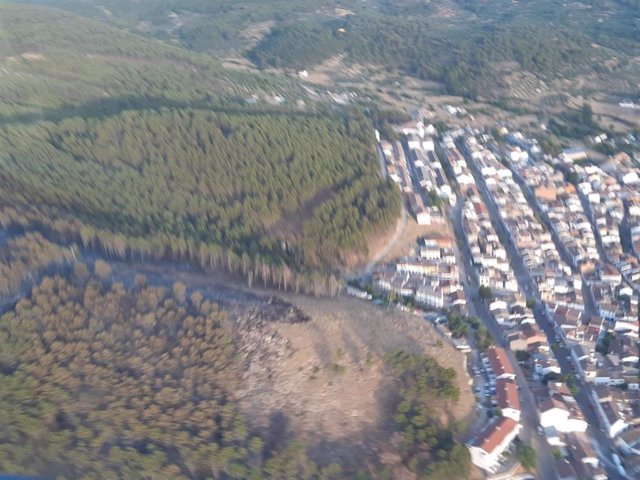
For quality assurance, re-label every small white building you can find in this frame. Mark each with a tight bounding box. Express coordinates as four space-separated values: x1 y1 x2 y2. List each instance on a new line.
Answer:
468 417 521 473
539 397 588 433
561 147 588 163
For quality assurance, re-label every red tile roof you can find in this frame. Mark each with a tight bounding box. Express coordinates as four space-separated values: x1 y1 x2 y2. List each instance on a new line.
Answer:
473 417 519 454
487 347 514 377
497 379 520 411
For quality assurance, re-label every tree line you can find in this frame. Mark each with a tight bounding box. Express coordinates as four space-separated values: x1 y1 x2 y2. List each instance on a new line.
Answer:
0 232 76 296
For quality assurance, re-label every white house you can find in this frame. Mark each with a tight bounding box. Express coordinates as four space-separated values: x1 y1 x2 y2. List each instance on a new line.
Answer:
595 400 627 438
457 173 475 187
415 285 445 309
539 397 588 433
468 417 521 473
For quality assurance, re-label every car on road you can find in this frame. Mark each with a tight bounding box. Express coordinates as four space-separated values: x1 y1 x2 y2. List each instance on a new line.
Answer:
612 453 627 477
537 425 544 436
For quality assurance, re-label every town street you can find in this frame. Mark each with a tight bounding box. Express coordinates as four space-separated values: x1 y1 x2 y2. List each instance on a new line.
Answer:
449 196 559 480
456 140 624 480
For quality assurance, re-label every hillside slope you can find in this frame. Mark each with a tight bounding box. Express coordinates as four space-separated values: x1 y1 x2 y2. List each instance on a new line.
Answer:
0 4 400 285
0 3 303 119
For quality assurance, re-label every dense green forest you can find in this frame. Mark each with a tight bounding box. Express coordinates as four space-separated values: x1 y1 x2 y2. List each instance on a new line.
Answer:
0 4 401 288
0 268 467 479
0 108 400 289
250 17 596 98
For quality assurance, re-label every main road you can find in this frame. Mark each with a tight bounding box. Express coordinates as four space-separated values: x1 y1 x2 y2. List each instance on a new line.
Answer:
456 140 623 479
449 195 558 480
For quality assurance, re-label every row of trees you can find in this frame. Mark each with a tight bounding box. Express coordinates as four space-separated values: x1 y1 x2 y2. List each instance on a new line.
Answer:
0 232 75 295
447 313 494 351
0 107 400 292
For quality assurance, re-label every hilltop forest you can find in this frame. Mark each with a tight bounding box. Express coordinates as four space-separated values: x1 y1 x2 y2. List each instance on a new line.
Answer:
0 255 468 479
0 4 402 292
0 107 399 290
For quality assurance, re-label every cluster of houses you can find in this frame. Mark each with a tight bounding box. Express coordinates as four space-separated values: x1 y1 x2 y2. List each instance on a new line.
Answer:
438 136 521 307
375 118 640 477
575 164 624 263
468 304 610 477
379 122 448 225
463 129 639 478
538 384 607 480
439 135 476 192
372 233 466 310
590 152 640 290
498 160 590 317
379 139 413 194
461 194 520 295
468 347 522 473
528 164 599 269
630 197 640 266
466 136 579 309
505 130 542 159
503 304 608 478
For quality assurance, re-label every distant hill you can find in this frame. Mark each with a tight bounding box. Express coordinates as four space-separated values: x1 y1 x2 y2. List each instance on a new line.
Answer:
0 3 304 120
9 0 640 100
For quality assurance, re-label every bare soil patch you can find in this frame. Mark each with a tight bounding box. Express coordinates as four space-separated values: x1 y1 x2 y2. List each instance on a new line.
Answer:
221 55 261 72
235 294 473 468
379 217 449 263
239 21 275 49
263 188 333 243
21 52 45 61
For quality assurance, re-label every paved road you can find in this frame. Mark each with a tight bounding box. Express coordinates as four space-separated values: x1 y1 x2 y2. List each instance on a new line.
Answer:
457 142 623 479
449 196 558 480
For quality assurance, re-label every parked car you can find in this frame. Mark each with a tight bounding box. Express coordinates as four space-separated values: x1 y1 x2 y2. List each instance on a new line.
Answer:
612 453 627 477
